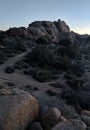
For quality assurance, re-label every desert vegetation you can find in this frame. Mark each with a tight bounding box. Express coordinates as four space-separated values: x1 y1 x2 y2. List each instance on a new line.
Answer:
20 38 84 82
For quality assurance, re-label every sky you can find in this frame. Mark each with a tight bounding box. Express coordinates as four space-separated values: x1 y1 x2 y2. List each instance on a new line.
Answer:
0 0 90 34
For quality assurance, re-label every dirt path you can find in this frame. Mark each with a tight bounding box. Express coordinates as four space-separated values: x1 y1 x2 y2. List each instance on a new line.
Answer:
0 53 26 72
0 53 64 93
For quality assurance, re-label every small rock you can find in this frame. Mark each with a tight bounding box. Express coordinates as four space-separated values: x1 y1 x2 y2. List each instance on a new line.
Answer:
81 110 90 126
0 88 12 95
52 119 86 130
59 116 67 122
41 107 61 130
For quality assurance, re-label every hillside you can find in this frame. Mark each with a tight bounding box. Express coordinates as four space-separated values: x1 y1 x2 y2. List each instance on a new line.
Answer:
0 20 90 130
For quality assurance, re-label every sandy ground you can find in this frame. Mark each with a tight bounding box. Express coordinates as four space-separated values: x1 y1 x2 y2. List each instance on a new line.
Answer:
0 52 65 94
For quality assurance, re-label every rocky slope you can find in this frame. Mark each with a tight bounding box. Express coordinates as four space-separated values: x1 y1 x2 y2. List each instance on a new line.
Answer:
0 19 90 130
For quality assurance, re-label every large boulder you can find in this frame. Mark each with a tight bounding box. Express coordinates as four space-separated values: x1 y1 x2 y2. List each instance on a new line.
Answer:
0 88 38 130
28 19 71 42
54 19 70 32
52 119 86 130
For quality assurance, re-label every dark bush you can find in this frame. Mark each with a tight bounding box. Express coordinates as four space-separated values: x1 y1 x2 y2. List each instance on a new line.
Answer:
32 69 55 82
14 61 29 69
24 45 72 71
4 82 15 86
5 66 15 73
60 39 73 47
24 45 54 68
14 42 26 53
66 78 85 90
59 39 78 59
58 45 78 59
36 37 49 44
53 56 72 70
86 36 90 42
0 52 6 64
71 63 85 77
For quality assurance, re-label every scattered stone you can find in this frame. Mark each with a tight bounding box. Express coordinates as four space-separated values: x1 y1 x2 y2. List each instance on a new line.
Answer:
0 88 12 96
59 116 67 122
41 108 61 130
81 110 90 126
52 119 86 130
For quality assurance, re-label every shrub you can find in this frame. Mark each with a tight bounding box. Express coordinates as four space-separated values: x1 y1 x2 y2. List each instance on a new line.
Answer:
14 42 26 53
14 61 29 69
32 69 55 82
60 39 73 47
0 52 6 64
24 45 54 68
36 37 49 44
53 56 72 70
5 66 15 73
24 45 72 71
66 78 85 90
59 39 78 59
71 63 85 77
86 36 90 42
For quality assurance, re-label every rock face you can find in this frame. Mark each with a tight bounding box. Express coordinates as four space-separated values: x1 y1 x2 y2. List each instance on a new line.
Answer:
52 119 86 130
0 88 38 130
28 19 71 42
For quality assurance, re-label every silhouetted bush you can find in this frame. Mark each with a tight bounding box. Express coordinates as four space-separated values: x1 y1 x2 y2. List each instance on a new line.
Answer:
32 69 56 82
14 60 29 69
53 56 72 70
71 63 85 77
5 66 15 73
24 45 72 71
36 37 49 44
59 39 78 58
86 36 90 42
60 39 73 47
0 52 6 64
14 42 26 53
24 45 54 68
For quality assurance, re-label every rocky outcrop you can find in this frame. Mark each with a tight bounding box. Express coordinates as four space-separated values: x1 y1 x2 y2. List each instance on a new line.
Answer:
6 27 30 38
0 88 38 130
28 19 72 42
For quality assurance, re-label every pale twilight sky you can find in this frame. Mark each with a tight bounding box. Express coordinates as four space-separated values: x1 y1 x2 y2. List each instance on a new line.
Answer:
0 0 90 34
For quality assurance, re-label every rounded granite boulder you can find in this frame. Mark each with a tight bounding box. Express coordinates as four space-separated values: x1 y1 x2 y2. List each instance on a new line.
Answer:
0 88 38 130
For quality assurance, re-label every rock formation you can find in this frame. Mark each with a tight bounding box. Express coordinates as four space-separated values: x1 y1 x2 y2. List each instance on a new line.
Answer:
0 88 38 130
